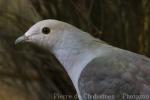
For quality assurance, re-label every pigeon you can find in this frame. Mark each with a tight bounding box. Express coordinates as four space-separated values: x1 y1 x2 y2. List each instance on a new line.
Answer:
15 19 150 100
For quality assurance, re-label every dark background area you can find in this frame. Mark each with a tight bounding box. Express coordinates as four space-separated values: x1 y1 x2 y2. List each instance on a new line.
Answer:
0 0 150 100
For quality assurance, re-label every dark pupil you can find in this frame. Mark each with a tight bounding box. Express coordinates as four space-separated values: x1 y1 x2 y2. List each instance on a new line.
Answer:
42 27 50 34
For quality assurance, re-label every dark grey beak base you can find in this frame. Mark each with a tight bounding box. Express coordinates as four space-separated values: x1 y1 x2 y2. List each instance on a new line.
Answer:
15 35 28 44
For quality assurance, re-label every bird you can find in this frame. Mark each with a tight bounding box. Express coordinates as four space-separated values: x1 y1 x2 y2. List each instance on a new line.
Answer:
15 19 150 100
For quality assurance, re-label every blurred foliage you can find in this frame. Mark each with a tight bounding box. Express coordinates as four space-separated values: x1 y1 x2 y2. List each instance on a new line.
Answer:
0 0 150 100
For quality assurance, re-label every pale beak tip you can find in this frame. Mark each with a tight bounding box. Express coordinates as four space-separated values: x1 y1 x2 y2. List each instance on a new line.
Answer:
15 35 28 45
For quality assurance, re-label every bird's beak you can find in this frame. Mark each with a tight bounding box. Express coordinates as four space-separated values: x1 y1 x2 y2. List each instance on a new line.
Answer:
15 35 29 44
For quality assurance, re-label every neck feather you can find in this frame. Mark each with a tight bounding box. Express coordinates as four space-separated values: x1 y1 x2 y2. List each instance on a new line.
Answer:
51 31 106 99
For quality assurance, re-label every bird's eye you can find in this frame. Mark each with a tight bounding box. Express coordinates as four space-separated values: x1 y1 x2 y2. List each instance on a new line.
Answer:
42 27 50 34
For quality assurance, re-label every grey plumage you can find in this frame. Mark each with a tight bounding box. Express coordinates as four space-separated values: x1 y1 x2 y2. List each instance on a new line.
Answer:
79 45 150 100
15 19 150 100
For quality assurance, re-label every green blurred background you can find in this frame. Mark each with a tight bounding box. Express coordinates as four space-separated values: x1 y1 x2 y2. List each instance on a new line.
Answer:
0 0 150 100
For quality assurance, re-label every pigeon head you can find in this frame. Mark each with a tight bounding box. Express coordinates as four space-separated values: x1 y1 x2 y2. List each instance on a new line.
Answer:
15 19 96 53
15 19 79 50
